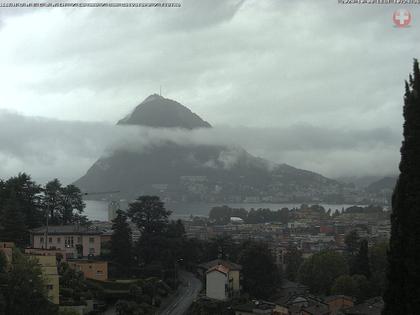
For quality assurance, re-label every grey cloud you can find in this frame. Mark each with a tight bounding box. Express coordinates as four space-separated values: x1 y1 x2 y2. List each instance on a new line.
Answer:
0 111 401 184
0 0 413 180
162 0 246 31
0 7 34 28
6 0 412 128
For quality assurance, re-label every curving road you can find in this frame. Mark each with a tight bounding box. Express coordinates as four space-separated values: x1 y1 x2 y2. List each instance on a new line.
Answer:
157 271 202 315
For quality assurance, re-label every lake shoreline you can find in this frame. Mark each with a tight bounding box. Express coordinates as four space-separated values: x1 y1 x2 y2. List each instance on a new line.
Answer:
84 200 369 221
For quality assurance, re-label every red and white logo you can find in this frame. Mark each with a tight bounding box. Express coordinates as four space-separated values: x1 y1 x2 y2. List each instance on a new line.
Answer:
393 9 411 28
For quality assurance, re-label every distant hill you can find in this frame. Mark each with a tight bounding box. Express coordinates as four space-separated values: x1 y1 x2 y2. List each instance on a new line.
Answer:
366 176 397 193
74 95 357 205
336 175 397 190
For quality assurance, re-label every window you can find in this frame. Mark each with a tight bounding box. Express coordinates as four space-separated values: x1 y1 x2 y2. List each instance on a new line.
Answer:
89 247 95 254
65 236 74 247
77 237 82 243
49 237 52 243
57 237 61 244
89 237 95 243
40 237 44 244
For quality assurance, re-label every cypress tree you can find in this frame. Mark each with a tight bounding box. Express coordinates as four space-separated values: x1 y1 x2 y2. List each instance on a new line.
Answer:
351 239 371 279
111 210 133 269
383 59 420 314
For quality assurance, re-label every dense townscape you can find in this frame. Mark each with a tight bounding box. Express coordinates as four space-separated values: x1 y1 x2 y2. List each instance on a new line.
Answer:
0 173 392 315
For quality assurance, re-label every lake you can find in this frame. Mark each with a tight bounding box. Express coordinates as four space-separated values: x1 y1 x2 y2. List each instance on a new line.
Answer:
84 200 363 221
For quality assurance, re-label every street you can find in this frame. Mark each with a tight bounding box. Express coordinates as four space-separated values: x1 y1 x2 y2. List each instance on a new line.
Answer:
103 271 201 315
157 271 202 315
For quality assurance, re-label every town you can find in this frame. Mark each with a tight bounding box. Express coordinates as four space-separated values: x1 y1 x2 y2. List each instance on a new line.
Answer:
0 173 390 315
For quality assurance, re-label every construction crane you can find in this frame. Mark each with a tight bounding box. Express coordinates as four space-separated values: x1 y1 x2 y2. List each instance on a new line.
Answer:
82 190 120 196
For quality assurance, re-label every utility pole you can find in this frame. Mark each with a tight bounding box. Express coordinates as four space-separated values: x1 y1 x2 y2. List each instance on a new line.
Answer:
45 201 49 249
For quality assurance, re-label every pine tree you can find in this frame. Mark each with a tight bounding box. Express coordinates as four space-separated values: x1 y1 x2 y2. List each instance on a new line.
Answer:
0 191 27 247
111 210 133 269
4 173 43 229
127 196 171 235
383 59 420 314
43 179 85 225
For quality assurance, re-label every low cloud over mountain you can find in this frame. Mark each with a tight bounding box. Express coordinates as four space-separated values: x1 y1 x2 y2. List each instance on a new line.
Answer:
0 94 400 186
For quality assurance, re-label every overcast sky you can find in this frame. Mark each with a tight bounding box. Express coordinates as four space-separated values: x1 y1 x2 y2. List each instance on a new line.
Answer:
0 0 418 184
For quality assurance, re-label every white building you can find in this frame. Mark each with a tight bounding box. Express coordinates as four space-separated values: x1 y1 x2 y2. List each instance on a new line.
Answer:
108 200 120 221
205 261 241 301
230 217 244 224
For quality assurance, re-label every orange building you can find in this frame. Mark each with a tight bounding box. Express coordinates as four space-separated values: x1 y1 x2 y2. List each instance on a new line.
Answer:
68 259 108 281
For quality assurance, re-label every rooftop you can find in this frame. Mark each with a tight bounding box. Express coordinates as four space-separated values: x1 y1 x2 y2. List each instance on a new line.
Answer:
67 259 107 264
303 302 330 315
324 295 353 303
233 300 277 313
341 297 384 315
206 264 230 275
30 225 102 235
199 259 242 271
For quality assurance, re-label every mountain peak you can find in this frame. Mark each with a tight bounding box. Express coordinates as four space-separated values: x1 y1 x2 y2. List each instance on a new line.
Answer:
118 94 211 129
143 93 164 103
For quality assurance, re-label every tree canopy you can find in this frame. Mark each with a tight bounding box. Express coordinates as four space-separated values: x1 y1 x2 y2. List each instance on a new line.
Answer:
0 249 57 315
285 245 303 281
298 250 348 295
239 241 281 299
0 174 87 247
43 179 86 225
127 196 171 235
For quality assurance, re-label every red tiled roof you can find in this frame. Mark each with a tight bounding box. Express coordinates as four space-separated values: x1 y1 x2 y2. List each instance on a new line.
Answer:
206 264 230 275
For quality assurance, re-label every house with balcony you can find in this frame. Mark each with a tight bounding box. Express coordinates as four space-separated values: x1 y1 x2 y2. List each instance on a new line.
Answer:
29 225 102 259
